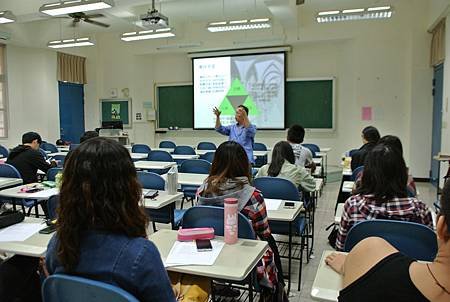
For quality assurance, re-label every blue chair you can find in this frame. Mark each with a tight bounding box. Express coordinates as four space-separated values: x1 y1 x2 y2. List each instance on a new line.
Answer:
131 144 151 154
69 144 80 151
173 145 196 155
302 143 320 158
200 151 215 163
159 141 176 149
47 168 62 182
41 143 58 153
344 219 437 261
351 165 364 181
47 195 59 220
197 142 216 150
49 154 66 167
253 176 307 291
348 148 358 157
39 148 48 159
0 145 9 158
137 171 182 231
253 143 268 168
178 160 211 209
42 274 139 302
146 151 173 174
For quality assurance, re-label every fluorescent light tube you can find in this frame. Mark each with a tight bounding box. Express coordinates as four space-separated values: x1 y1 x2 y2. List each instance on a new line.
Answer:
318 11 340 16
317 6 393 23
48 37 95 48
368 6 391 11
0 11 16 24
207 18 271 32
40 0 114 16
120 30 175 41
342 8 364 13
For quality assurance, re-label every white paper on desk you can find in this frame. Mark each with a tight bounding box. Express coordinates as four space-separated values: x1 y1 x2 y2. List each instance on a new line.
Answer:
0 223 45 242
27 188 59 198
264 199 282 211
164 240 225 267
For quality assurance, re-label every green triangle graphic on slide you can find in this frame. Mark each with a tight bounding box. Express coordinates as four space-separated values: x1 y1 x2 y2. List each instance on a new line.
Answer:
243 95 260 116
218 97 235 115
227 78 248 96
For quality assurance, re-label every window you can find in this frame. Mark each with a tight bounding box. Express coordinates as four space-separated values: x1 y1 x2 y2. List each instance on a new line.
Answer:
0 44 7 137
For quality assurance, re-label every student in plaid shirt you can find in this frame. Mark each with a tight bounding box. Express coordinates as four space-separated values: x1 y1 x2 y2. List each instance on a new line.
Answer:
336 144 432 251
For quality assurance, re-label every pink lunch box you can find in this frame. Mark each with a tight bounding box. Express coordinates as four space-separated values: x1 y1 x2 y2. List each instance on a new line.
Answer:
177 227 215 241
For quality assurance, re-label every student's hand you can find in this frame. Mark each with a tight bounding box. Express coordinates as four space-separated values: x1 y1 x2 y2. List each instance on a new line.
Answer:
50 160 57 167
325 252 346 275
213 107 221 117
39 257 49 277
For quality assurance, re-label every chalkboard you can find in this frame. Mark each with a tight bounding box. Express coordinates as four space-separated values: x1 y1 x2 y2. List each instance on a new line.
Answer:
156 78 334 129
100 98 132 127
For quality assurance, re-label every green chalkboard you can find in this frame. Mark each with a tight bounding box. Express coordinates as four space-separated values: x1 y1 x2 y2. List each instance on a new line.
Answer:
157 85 193 128
156 79 334 129
100 98 131 127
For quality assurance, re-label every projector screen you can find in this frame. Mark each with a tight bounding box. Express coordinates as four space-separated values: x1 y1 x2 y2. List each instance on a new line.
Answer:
193 52 285 129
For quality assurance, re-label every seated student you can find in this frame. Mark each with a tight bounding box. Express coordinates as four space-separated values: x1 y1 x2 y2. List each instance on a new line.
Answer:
79 130 99 143
45 138 175 302
326 179 450 302
196 141 280 293
6 132 56 184
351 126 380 171
336 144 432 251
287 124 316 172
256 141 316 192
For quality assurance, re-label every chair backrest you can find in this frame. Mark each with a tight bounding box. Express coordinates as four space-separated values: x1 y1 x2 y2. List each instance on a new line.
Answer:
42 274 139 302
253 142 267 151
131 144 151 154
147 150 173 162
69 144 80 151
0 163 21 178
47 168 62 182
344 219 437 261
47 195 59 220
200 151 215 163
253 177 300 201
41 143 59 153
0 145 9 158
173 145 196 155
351 165 364 181
137 171 165 190
39 148 48 159
197 142 217 150
182 206 256 239
159 140 176 148
50 155 66 167
179 159 211 174
302 143 320 157
348 148 358 157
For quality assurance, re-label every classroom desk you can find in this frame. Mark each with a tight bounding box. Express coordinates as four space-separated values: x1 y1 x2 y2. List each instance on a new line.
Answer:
134 161 176 170
48 152 67 157
161 173 208 187
253 150 269 157
432 155 449 199
334 203 344 225
142 190 183 209
171 154 200 160
311 250 344 301
342 181 354 193
0 185 58 200
57 146 70 152
0 177 23 189
0 217 53 257
195 149 215 156
150 229 268 282
130 153 148 160
319 147 331 153
152 147 175 153
342 168 352 176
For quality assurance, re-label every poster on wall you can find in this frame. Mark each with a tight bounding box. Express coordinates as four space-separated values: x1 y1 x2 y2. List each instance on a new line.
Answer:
100 98 132 128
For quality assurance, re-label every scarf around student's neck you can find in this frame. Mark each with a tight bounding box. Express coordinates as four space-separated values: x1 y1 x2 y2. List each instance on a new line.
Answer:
197 176 255 211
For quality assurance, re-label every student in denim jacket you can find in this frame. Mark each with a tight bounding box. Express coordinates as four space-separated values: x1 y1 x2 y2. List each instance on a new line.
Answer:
45 137 175 302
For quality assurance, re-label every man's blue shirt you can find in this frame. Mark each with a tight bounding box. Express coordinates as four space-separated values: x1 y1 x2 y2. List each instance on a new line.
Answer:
216 123 257 163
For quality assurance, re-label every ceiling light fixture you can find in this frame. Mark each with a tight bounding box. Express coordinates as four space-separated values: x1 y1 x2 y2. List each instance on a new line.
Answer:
317 6 393 23
0 11 16 24
207 18 271 32
47 37 95 48
39 0 114 16
120 28 175 41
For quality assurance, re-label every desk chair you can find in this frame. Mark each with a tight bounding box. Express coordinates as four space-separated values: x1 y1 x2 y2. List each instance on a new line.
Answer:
344 219 437 261
197 142 217 150
0 144 9 158
351 165 364 181
146 151 174 174
137 171 181 231
49 155 65 167
47 168 62 182
253 176 307 291
302 143 320 158
41 143 58 153
173 145 196 165
348 148 358 157
181 206 258 301
69 144 80 151
200 151 215 163
131 144 151 154
178 159 211 209
39 148 48 159
253 143 268 168
47 195 59 220
42 274 139 302
159 140 176 148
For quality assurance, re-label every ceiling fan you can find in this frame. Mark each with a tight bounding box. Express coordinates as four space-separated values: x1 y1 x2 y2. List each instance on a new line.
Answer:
67 12 110 28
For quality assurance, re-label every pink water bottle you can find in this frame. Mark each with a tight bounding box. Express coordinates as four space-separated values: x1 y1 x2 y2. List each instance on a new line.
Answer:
224 198 238 244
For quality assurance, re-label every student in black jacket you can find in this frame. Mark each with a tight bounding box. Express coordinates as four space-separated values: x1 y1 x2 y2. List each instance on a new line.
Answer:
6 132 56 184
351 126 380 171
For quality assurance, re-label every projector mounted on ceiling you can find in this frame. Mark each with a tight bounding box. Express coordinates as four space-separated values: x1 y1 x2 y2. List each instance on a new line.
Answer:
140 0 169 29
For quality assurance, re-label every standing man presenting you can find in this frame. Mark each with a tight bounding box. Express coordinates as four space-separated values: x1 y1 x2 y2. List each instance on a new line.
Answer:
214 105 257 164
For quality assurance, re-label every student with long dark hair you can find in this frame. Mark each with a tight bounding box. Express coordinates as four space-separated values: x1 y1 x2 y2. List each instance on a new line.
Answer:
196 141 280 293
351 126 380 171
45 138 175 302
327 179 450 302
336 144 432 250
256 141 315 191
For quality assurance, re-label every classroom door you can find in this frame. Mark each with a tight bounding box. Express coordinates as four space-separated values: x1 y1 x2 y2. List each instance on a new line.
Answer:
431 64 444 185
58 81 85 144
